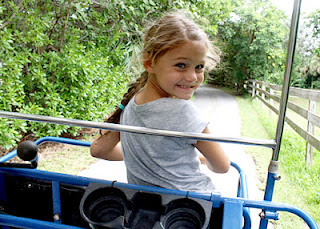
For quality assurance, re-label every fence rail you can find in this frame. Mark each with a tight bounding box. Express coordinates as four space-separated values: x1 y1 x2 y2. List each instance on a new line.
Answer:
247 79 320 167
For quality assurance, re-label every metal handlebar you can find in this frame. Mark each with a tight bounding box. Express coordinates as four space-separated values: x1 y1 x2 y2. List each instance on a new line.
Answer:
0 110 276 148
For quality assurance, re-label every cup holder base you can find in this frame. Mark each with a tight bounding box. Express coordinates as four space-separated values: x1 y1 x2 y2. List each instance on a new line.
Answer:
80 183 214 229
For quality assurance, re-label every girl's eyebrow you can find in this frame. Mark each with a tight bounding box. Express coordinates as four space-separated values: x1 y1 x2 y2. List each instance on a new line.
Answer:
172 57 189 60
173 57 205 63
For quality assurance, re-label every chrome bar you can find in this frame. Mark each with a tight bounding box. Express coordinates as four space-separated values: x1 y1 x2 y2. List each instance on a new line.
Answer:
273 0 302 161
0 111 276 148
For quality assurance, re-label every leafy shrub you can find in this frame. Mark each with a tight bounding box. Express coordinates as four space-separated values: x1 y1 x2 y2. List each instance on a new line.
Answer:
0 1 131 149
0 0 233 150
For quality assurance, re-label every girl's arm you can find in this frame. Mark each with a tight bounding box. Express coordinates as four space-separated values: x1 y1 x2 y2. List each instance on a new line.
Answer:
195 126 230 173
90 130 123 161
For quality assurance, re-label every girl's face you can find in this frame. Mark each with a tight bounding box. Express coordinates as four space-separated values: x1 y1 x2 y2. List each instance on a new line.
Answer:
145 40 207 100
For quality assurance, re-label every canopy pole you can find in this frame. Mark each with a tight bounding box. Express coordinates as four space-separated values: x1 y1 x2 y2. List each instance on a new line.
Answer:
272 0 302 161
260 2 302 228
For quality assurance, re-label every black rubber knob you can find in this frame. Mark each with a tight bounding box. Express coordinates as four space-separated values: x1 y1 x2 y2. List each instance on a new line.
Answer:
17 140 38 161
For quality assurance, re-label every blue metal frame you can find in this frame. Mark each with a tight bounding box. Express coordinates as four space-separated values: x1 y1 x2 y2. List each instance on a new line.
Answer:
0 165 318 229
0 136 249 201
0 136 318 229
0 137 92 163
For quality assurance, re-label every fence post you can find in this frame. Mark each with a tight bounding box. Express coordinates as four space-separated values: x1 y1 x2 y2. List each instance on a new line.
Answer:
306 100 316 167
261 84 266 110
251 80 256 98
270 88 274 117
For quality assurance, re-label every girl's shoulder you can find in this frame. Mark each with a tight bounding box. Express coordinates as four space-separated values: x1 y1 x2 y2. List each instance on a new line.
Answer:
158 97 194 107
129 96 195 112
151 97 197 113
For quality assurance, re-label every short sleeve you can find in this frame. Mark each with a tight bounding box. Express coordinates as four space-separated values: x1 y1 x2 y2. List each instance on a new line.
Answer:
167 100 208 145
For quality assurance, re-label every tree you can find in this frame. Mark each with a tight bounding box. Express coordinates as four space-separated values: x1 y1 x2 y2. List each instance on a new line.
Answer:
306 9 320 58
291 9 320 88
210 0 288 92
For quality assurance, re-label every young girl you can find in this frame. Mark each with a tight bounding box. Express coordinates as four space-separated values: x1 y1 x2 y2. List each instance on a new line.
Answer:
91 12 230 193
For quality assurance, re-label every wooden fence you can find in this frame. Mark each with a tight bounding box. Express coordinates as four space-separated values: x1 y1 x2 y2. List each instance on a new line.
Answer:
247 79 320 167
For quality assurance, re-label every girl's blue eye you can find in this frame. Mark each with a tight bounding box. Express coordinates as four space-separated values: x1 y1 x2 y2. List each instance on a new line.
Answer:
196 64 204 70
175 63 186 68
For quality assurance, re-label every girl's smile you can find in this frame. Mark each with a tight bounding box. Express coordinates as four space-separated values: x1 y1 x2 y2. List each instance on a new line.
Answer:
145 40 207 100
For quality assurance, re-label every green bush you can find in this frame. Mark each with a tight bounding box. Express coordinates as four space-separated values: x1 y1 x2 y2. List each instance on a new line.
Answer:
0 21 130 149
0 0 233 150
0 0 133 149
0 35 130 147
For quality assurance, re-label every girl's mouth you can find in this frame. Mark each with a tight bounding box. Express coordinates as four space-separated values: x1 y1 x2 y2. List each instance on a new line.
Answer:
177 84 194 89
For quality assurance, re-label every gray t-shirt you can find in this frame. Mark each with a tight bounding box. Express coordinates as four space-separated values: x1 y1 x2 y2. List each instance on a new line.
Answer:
120 96 215 193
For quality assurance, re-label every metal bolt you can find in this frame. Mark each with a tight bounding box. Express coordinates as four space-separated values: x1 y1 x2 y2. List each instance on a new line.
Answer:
53 213 61 221
274 174 281 180
259 211 266 219
259 211 280 220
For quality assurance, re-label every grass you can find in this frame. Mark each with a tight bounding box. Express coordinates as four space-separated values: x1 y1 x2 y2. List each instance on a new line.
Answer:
37 135 97 175
235 94 274 195
236 93 320 228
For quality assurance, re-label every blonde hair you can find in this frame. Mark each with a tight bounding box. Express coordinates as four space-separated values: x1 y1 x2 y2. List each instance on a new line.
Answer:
106 11 219 125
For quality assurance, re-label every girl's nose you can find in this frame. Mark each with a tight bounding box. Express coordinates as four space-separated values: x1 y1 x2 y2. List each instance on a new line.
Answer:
185 70 198 82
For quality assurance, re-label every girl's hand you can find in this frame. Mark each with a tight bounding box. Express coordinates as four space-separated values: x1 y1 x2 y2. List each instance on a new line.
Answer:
198 154 207 165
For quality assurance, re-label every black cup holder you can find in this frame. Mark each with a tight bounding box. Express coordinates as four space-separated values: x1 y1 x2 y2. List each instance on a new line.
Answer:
80 183 213 229
81 187 128 228
161 198 206 229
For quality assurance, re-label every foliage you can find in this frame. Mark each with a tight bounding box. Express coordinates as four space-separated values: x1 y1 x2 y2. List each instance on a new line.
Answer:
291 9 320 89
306 9 320 49
209 0 288 93
292 56 320 89
0 0 131 149
0 0 234 150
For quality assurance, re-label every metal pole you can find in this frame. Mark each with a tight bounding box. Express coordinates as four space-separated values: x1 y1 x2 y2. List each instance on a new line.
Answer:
0 110 276 148
260 1 302 228
273 0 301 161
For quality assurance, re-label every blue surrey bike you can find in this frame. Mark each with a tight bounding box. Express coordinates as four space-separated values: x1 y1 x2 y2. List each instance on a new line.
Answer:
0 0 318 228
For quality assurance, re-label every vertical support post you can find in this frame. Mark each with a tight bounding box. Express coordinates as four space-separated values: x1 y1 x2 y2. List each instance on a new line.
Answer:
260 161 280 229
52 181 62 224
222 199 244 229
260 0 302 228
306 100 316 167
272 0 301 162
262 84 266 110
270 88 274 117
252 80 256 98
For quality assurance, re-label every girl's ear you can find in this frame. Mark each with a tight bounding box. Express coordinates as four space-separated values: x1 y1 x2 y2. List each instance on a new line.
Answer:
143 53 155 74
